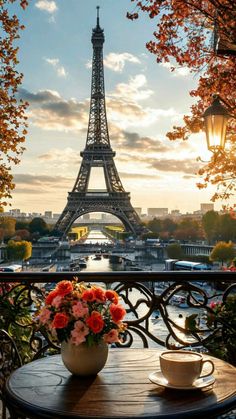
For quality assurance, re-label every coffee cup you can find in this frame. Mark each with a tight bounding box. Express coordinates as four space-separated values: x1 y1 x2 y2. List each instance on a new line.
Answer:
159 350 214 387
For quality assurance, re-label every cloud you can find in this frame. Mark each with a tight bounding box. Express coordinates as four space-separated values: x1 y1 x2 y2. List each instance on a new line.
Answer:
107 96 176 129
104 52 141 72
183 174 198 179
20 88 89 132
19 88 61 103
13 173 73 194
45 58 59 66
20 86 176 133
111 74 153 101
45 57 68 78
110 130 169 153
35 0 58 13
160 62 191 77
106 74 177 128
149 158 200 174
119 172 160 179
38 148 80 164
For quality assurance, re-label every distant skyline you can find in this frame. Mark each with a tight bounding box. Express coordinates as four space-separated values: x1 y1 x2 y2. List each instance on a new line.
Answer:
6 202 215 217
6 0 233 215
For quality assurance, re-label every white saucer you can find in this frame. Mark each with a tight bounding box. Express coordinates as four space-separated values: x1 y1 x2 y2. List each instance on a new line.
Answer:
148 370 215 390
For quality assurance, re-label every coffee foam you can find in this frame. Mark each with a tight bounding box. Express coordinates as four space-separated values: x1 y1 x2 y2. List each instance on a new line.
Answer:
161 352 201 362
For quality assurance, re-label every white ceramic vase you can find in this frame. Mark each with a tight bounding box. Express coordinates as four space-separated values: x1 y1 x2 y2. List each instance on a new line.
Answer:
61 340 108 376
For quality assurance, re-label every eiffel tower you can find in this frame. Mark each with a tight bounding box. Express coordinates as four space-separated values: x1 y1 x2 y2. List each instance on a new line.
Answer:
54 8 144 238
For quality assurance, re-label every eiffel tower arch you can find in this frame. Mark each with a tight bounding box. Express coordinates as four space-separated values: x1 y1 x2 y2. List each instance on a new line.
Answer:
54 9 145 238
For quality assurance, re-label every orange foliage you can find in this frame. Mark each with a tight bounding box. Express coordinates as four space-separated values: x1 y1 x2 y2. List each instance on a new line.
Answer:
0 0 28 209
128 1 236 201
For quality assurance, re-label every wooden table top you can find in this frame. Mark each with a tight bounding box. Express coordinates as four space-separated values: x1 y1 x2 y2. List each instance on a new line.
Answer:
5 349 236 419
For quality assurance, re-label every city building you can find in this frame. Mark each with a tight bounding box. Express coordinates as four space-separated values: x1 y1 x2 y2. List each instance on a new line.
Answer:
44 211 52 219
200 203 214 214
9 209 21 216
147 208 169 218
171 210 181 216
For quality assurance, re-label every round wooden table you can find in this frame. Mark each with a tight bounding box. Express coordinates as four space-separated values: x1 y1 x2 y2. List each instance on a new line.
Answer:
4 349 236 419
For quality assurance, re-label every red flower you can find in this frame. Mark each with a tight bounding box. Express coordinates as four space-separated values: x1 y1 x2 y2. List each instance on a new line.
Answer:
105 290 119 304
86 311 104 333
56 280 73 297
81 289 95 302
94 287 105 302
45 289 59 305
110 304 126 323
52 312 69 329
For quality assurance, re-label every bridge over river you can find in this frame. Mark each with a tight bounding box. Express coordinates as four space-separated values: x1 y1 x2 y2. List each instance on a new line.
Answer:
31 230 214 268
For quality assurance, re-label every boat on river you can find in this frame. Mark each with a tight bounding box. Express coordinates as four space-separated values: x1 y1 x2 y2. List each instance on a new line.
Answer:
93 253 102 260
78 258 87 268
170 295 188 308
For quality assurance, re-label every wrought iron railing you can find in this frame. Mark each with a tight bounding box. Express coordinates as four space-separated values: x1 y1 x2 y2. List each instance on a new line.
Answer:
0 271 235 361
0 270 235 419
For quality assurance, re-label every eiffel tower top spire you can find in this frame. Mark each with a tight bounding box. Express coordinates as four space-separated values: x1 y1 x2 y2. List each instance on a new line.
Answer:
81 7 111 152
96 5 100 28
92 5 104 43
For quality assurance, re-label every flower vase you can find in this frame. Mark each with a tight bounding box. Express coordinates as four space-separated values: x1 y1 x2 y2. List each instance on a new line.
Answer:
61 340 108 376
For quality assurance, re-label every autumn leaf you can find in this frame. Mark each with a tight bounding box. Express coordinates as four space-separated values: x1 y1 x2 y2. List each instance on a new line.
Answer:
0 0 28 209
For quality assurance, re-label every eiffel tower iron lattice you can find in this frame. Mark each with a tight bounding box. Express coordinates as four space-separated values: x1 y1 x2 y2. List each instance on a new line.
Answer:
54 8 145 238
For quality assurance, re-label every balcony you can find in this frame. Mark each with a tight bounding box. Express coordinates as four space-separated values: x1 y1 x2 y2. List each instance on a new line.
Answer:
0 270 235 356
0 270 235 418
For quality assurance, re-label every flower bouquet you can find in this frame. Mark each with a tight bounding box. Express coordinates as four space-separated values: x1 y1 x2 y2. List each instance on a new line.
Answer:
38 279 127 346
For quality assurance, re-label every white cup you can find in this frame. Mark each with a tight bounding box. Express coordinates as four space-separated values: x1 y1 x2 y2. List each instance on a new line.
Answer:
160 350 214 387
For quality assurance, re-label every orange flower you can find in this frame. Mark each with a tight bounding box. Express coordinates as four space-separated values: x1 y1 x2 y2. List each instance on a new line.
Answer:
94 287 105 302
56 280 73 297
105 290 119 304
81 289 95 302
86 311 104 333
110 303 126 323
45 289 59 305
39 281 127 345
52 312 69 329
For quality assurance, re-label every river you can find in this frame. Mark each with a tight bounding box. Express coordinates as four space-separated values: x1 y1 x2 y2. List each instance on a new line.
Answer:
71 229 165 272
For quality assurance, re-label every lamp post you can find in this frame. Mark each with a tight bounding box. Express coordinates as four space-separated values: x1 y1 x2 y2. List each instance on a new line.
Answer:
203 94 232 151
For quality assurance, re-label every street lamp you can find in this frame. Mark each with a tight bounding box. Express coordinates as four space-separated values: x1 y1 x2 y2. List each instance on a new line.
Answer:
203 94 232 151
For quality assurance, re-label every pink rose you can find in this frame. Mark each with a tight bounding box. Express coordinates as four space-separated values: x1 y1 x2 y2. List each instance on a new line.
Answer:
39 307 51 324
72 301 89 318
71 320 89 345
103 329 119 344
51 295 63 308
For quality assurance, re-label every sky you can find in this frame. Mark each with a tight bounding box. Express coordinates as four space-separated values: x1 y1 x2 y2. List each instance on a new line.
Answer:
6 0 228 216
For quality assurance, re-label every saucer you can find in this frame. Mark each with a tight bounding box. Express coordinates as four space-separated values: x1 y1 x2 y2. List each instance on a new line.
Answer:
148 370 215 390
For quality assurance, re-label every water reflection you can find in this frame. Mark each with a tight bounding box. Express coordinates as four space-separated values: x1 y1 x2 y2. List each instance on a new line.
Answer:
80 255 123 273
84 229 113 245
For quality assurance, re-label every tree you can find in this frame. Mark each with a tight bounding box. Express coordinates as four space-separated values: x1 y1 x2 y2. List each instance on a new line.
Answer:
0 0 28 209
161 218 177 235
174 218 203 242
15 220 29 230
29 217 49 236
14 228 30 240
202 211 220 244
218 213 236 242
166 243 184 259
127 1 236 202
147 218 162 235
6 239 32 261
0 216 16 239
210 241 236 266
